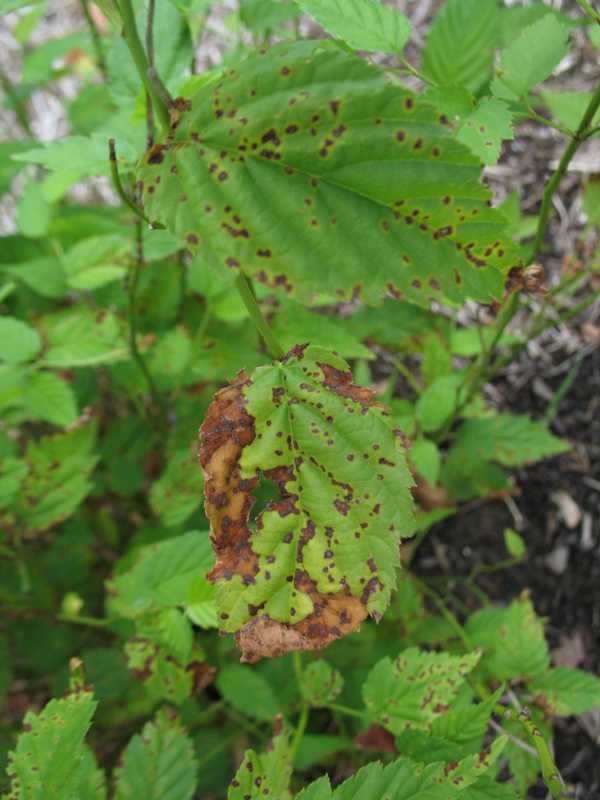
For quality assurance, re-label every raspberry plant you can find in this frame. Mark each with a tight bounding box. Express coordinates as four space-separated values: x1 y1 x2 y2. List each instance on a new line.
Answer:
1 0 600 798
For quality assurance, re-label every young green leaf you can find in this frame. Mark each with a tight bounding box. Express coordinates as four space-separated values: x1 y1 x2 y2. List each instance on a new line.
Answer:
139 41 520 308
415 374 461 433
422 0 499 93
108 530 213 618
22 370 79 427
16 178 50 239
409 438 441 486
200 345 414 662
465 596 550 682
362 647 480 734
503 528 526 559
216 664 282 721
5 690 98 800
491 15 570 102
295 0 411 54
114 710 198 800
301 660 343 707
530 667 600 716
0 316 41 365
40 307 130 368
149 450 203 528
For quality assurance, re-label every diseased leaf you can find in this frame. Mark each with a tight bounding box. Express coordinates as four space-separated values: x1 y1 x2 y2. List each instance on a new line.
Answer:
5 690 98 800
124 637 194 703
455 98 513 167
296 0 411 54
114 710 198 800
228 728 293 800
465 596 550 682
491 15 570 101
301 660 343 707
22 370 79 427
362 647 480 734
422 0 499 93
139 41 520 308
200 345 414 662
530 667 600 716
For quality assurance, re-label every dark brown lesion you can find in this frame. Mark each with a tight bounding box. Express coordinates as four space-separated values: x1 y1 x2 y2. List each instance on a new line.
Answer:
199 351 382 663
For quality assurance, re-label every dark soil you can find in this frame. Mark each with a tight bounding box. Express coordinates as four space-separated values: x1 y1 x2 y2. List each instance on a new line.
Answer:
415 345 600 799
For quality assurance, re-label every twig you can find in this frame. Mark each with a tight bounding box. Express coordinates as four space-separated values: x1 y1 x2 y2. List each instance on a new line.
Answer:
116 0 171 131
80 0 107 77
0 67 32 136
145 0 156 148
108 138 151 223
130 220 167 432
575 0 600 24
234 271 284 359
532 79 600 259
289 652 309 764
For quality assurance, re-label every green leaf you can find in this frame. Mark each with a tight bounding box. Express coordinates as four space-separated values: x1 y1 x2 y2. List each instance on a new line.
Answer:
465 596 550 682
530 667 600 716
295 0 411 54
64 234 130 290
201 345 414 661
139 41 519 308
22 370 79 427
240 0 300 34
422 0 499 93
272 301 373 360
295 734 350 770
301 660 343 706
114 710 198 800
447 414 570 467
228 728 293 800
1 255 67 298
415 374 461 433
149 449 203 527
40 307 130 367
455 98 513 167
491 15 570 101
217 664 281 721
363 647 480 734
0 316 41 365
0 457 27 510
5 690 97 800
185 574 218 629
583 175 600 227
17 179 50 238
498 4 576 48
503 528 525 559
409 437 441 486
540 89 600 132
108 530 213 618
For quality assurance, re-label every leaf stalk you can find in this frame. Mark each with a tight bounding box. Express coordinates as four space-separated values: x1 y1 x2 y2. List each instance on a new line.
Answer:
234 272 285 360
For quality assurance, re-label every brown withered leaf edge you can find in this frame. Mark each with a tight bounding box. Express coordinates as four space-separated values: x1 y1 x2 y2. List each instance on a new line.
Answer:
198 346 390 662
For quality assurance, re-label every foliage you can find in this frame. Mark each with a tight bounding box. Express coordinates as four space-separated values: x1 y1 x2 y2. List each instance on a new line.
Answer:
2 0 600 798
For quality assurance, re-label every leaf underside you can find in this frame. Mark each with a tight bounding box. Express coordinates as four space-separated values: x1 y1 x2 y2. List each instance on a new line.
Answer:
139 41 521 308
199 345 415 662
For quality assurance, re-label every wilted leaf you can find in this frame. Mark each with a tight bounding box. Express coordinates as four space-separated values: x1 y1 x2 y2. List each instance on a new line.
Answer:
139 41 520 308
200 345 414 662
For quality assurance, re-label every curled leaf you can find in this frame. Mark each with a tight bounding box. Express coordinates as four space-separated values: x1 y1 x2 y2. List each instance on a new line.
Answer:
199 345 414 662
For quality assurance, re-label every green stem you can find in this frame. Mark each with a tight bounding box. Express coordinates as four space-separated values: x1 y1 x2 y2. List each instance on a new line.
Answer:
289 652 309 764
532 79 600 259
0 67 32 136
234 272 284 359
57 613 112 628
575 0 600 23
524 102 573 137
108 139 151 223
326 702 367 719
130 221 166 430
116 0 170 131
80 0 107 77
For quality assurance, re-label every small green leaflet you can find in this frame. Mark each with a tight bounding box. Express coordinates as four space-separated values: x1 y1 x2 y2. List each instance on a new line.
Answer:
492 15 570 102
200 345 415 661
295 0 411 54
114 710 198 800
455 98 514 167
0 316 41 365
139 41 520 308
228 728 293 800
530 667 600 716
422 0 499 93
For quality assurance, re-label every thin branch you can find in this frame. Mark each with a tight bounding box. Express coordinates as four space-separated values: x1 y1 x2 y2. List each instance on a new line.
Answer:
80 0 107 77
108 139 154 225
145 0 156 148
532 79 600 259
234 271 284 359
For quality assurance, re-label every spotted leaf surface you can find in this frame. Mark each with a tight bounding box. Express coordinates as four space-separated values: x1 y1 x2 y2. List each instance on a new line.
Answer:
139 41 520 307
199 345 415 662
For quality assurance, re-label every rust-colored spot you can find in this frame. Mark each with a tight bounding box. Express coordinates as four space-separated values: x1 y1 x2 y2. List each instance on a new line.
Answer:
147 143 166 164
404 97 414 110
256 249 271 258
226 257 240 268
281 66 291 76
186 234 199 245
330 100 340 116
286 124 299 134
218 171 228 182
413 138 423 150
396 130 406 142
